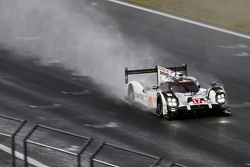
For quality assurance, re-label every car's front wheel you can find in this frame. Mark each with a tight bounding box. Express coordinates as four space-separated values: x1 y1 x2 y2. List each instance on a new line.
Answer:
156 97 163 118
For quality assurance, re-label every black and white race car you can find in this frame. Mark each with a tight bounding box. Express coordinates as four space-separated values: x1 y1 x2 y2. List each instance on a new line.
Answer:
125 64 230 119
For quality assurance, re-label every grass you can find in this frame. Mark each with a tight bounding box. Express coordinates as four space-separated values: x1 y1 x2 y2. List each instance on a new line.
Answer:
124 0 250 35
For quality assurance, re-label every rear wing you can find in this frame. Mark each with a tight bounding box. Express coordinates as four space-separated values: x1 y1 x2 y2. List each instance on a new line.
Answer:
125 64 187 85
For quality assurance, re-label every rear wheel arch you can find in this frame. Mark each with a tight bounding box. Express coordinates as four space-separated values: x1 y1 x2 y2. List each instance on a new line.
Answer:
128 84 135 102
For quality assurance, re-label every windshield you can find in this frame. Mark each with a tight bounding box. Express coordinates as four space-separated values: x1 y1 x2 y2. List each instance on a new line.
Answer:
170 82 199 93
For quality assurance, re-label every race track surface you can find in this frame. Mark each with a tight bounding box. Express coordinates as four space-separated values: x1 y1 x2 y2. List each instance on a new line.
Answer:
0 0 250 166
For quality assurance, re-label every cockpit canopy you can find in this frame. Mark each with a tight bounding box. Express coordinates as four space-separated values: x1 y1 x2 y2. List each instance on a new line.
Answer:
160 80 200 93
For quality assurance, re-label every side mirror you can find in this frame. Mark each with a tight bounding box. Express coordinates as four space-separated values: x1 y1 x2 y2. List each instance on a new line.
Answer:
152 86 159 90
210 82 216 87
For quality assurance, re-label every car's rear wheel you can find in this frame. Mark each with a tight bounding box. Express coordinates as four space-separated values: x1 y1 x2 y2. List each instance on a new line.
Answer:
128 85 135 103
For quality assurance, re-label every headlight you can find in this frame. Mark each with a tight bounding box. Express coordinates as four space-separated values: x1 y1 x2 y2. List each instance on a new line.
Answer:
216 93 226 104
167 97 178 107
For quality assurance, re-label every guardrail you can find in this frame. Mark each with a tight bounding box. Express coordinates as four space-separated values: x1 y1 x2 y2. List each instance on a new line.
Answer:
90 142 161 167
0 114 27 167
0 114 188 167
23 124 92 167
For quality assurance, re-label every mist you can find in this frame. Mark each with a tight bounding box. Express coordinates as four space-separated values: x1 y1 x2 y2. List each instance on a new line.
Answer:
0 0 222 100
0 0 162 98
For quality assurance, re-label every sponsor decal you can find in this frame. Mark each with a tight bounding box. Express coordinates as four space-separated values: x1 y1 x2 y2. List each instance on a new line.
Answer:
192 98 206 104
159 67 168 73
147 96 154 108
159 66 172 76
158 66 175 83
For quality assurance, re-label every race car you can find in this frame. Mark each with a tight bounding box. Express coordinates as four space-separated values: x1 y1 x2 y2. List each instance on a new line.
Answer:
125 64 230 119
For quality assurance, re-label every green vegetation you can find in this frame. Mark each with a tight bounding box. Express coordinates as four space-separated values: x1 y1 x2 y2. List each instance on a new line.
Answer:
125 0 250 35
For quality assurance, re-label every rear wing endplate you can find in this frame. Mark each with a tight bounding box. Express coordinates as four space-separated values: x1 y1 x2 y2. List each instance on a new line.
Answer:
125 64 187 84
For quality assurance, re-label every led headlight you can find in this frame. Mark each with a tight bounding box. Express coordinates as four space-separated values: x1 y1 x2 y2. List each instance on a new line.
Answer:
216 93 226 104
167 97 178 107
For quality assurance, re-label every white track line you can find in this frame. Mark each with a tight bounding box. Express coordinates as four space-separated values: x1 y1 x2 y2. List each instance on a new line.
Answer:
0 144 49 167
105 0 250 40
